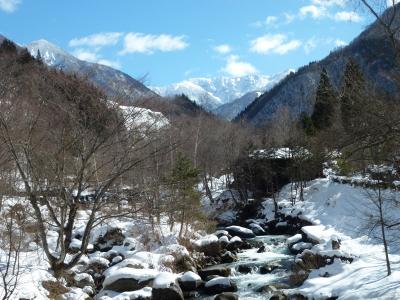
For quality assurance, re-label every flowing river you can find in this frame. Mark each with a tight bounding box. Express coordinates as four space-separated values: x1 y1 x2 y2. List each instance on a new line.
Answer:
199 235 295 299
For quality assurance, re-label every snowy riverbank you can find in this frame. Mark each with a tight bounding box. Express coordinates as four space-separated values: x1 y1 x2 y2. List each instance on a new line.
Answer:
263 177 400 299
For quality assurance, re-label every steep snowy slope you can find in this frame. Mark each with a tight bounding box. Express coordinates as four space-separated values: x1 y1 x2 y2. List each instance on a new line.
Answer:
262 176 400 299
27 39 157 103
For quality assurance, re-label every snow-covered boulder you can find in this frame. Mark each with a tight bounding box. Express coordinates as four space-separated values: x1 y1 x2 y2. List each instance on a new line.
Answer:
96 287 152 300
218 235 229 247
178 271 203 291
86 256 110 275
214 230 230 238
225 226 256 239
301 225 325 244
102 268 158 292
152 272 183 300
204 277 237 295
290 242 313 254
227 236 243 251
287 234 303 245
286 233 309 254
111 256 123 265
193 234 221 257
249 223 266 235
73 272 94 289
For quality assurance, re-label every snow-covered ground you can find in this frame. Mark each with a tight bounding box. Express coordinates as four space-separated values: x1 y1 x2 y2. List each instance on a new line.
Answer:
3 169 400 299
264 177 400 299
0 203 199 299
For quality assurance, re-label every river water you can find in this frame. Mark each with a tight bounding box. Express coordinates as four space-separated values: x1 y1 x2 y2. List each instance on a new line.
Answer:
199 235 294 299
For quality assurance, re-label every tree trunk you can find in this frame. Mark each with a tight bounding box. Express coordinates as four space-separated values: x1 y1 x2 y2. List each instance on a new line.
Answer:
179 209 185 239
203 175 214 203
378 184 392 276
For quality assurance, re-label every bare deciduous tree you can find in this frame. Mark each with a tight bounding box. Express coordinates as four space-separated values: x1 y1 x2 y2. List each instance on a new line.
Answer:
0 204 25 300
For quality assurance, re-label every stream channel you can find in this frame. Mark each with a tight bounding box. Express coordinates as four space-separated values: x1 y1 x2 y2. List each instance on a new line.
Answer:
198 235 295 299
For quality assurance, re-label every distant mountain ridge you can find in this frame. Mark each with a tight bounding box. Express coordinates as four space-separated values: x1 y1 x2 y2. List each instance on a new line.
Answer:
214 91 263 120
27 39 157 103
213 70 293 120
153 71 292 113
0 36 217 122
237 4 400 126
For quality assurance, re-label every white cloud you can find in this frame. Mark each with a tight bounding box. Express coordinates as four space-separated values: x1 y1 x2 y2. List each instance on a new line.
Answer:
311 0 347 7
222 55 257 77
335 39 348 47
97 59 121 69
334 11 363 22
214 44 232 54
250 34 286 54
300 5 327 19
73 49 98 62
0 0 21 13
73 48 121 69
253 13 295 28
275 40 302 54
250 34 301 55
120 33 188 55
284 13 296 24
69 32 123 48
266 16 278 25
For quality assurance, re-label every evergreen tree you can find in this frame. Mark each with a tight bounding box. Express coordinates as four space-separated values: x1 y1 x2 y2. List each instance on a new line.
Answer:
300 112 316 136
0 39 17 53
340 59 365 133
311 68 337 130
16 49 34 64
36 49 43 63
166 153 202 238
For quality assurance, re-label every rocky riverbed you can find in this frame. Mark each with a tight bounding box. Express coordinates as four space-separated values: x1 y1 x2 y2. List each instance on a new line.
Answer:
196 235 295 300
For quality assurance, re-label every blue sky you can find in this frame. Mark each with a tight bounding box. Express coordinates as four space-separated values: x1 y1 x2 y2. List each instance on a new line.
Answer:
0 0 374 86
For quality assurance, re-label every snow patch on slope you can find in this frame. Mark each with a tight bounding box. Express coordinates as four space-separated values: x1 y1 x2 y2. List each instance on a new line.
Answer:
267 177 400 299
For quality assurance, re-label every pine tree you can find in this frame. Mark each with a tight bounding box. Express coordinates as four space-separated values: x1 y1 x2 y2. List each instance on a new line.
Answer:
340 59 365 133
166 153 201 238
16 48 34 64
36 49 43 63
0 39 17 53
311 68 337 130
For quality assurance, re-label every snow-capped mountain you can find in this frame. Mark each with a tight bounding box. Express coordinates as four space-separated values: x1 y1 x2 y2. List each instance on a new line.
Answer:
27 39 157 102
152 80 222 110
28 39 76 67
213 70 293 119
153 71 292 112
190 74 270 104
